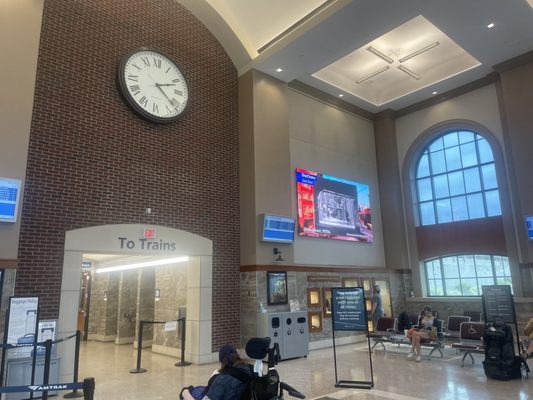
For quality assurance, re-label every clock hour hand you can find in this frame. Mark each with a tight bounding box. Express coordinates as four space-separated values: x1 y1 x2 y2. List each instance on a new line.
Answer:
156 83 176 87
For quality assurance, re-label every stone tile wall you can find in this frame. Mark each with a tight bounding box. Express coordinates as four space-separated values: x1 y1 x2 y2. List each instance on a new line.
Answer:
240 269 411 346
0 269 16 340
153 264 187 352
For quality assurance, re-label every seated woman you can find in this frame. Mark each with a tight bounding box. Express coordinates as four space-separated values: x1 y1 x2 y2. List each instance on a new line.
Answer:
180 344 253 400
406 306 435 362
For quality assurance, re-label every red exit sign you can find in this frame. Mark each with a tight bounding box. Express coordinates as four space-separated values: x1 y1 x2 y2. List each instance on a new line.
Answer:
143 228 156 239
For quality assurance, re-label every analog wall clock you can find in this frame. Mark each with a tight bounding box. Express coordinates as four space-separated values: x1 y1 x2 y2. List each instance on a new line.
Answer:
117 48 190 123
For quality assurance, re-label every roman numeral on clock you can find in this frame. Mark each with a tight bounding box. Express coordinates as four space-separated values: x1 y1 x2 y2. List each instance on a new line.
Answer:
139 96 148 108
129 85 140 96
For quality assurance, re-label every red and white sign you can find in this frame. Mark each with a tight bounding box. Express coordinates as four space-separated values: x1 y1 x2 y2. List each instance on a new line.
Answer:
143 228 156 239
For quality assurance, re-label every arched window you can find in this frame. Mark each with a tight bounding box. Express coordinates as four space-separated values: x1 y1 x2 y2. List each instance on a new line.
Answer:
415 130 501 226
425 254 512 296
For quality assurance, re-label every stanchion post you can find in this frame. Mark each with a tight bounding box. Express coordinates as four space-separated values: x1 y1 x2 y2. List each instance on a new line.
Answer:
82 377 96 400
130 321 147 373
41 339 53 400
175 318 190 367
64 330 84 398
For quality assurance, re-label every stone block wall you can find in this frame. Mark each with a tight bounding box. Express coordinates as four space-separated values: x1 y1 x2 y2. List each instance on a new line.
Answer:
153 263 187 354
0 269 17 339
88 272 119 341
240 269 411 346
116 270 138 343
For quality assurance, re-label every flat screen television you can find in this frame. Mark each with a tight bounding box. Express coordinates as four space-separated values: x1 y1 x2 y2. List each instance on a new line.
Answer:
261 214 295 243
296 168 372 242
526 216 533 240
0 177 22 223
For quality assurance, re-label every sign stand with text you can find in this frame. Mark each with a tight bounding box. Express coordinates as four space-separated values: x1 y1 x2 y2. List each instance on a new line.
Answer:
331 287 373 389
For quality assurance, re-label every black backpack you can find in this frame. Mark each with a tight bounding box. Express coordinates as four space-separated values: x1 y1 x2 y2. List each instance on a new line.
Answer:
397 311 412 332
483 321 529 380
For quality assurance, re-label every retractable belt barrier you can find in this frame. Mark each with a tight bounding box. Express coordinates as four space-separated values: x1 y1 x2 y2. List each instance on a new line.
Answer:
0 378 95 399
130 317 189 374
0 331 95 400
0 332 77 350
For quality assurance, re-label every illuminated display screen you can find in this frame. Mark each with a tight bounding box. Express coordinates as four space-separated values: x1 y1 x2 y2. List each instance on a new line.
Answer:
262 214 295 243
0 178 21 223
296 168 372 242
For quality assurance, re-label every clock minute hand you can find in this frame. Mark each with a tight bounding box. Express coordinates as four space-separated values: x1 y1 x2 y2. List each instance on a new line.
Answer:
157 83 176 87
155 83 179 111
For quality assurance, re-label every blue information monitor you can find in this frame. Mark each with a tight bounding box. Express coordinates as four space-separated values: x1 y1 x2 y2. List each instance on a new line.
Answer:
526 216 533 240
262 214 295 243
331 287 367 332
0 178 21 223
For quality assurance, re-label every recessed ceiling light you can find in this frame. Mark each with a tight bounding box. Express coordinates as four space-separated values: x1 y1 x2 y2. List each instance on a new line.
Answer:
432 91 438 95
276 68 283 72
339 94 344 97
487 23 495 28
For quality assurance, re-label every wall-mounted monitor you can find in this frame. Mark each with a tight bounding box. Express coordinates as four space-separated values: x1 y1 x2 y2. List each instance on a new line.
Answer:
0 177 22 223
526 216 533 240
261 214 295 243
296 168 372 242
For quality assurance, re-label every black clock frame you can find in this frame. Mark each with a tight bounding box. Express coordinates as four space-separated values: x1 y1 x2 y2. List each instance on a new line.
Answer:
116 47 190 124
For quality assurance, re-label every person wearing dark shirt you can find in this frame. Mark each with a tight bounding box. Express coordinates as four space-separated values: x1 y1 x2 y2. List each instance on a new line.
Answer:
180 344 253 400
204 344 253 400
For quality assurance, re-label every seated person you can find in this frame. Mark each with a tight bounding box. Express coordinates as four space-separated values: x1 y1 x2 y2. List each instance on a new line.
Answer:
180 344 253 400
524 317 533 357
406 306 435 362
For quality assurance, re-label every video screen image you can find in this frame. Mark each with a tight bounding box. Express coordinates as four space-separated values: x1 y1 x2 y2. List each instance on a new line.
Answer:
296 168 372 242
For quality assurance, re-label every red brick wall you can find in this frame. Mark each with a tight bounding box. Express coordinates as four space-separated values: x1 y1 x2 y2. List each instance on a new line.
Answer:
16 0 240 349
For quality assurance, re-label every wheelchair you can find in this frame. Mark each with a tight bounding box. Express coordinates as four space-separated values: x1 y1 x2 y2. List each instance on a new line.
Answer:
245 337 305 400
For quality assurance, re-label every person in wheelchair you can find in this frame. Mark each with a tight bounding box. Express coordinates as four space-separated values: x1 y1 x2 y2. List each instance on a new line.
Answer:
180 338 305 400
180 344 253 400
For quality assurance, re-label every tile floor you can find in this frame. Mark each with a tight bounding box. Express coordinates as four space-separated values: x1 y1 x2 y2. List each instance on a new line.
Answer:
77 340 532 399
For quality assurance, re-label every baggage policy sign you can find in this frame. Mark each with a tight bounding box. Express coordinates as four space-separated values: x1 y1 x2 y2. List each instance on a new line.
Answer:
331 287 367 332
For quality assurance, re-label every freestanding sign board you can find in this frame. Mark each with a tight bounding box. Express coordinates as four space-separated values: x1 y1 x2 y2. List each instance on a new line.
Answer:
6 297 39 358
0 297 40 387
330 287 373 389
481 285 521 351
332 287 367 331
481 285 514 324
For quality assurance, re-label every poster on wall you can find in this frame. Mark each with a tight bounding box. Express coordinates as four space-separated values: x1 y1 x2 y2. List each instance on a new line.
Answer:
296 168 372 242
267 271 288 305
6 297 39 358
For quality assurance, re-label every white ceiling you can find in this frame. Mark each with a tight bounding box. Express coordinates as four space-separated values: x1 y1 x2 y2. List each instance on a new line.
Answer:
195 0 533 113
206 0 329 57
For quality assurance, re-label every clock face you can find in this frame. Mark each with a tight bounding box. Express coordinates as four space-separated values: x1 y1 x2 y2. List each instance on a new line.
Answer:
117 48 189 123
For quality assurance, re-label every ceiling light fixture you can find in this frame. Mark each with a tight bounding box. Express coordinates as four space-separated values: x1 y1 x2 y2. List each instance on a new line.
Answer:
399 41 440 63
432 91 438 95
95 256 189 273
276 68 283 72
356 66 390 84
338 94 344 97
366 46 394 64
487 23 495 28
398 65 421 80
